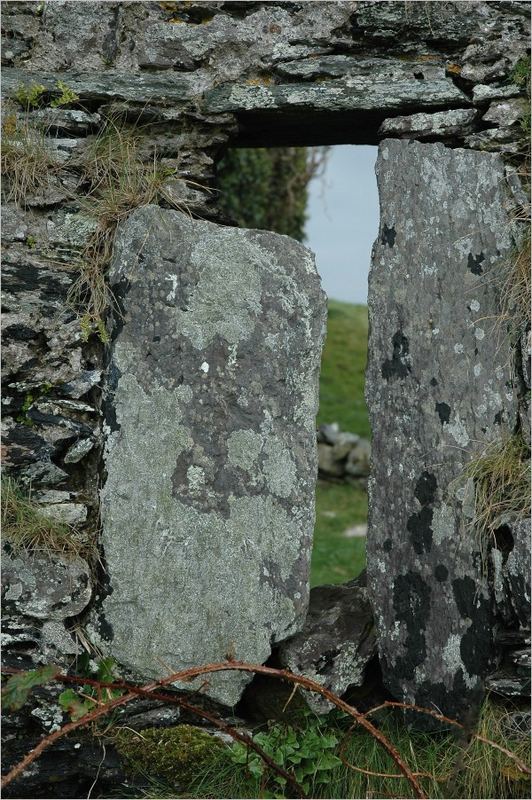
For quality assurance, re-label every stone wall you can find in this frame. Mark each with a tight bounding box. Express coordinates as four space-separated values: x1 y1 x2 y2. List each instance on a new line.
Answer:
1 2 530 791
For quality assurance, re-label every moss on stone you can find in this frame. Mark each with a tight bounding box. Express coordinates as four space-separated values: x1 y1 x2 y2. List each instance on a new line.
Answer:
114 724 223 785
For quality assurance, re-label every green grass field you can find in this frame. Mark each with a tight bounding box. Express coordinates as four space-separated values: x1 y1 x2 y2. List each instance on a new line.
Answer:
311 300 370 587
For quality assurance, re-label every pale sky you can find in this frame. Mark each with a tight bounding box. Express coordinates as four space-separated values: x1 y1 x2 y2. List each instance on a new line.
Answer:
305 145 379 305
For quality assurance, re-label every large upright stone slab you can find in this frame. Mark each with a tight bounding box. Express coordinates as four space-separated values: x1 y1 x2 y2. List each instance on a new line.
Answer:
366 140 518 721
96 206 326 705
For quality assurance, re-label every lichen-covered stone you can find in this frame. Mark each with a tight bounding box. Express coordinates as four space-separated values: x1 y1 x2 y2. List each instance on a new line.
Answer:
278 571 376 713
2 546 92 620
379 109 477 139
365 140 519 722
96 205 326 705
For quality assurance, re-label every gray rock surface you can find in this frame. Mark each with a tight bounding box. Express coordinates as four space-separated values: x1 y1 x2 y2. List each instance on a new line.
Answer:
96 206 326 705
2 546 91 621
279 571 376 713
366 140 518 721
379 109 477 140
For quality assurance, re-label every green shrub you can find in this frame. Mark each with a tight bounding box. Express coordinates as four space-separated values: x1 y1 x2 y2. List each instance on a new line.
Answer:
216 147 327 241
229 712 341 795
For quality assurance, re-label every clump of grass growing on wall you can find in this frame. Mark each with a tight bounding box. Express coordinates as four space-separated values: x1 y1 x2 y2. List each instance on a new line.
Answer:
1 478 92 560
464 434 530 543
0 113 61 207
68 117 187 340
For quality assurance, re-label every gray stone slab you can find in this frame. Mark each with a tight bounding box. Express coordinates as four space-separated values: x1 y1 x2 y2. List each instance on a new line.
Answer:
204 69 467 116
96 206 326 706
365 140 518 722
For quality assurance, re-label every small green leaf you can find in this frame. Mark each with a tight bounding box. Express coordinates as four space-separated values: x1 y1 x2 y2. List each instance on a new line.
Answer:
58 688 95 721
2 665 57 711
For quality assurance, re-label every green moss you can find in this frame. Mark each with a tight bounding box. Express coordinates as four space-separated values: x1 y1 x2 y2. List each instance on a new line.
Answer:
115 724 223 786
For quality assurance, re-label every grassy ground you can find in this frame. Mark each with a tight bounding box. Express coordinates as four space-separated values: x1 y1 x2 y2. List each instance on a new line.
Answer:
316 300 369 437
311 299 370 586
311 482 366 587
127 701 530 800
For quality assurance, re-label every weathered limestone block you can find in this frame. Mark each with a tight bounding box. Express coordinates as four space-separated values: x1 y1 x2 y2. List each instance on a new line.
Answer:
366 140 518 722
279 571 376 713
492 518 531 631
96 206 326 706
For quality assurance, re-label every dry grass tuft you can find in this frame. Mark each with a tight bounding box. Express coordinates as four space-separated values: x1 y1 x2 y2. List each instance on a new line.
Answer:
464 434 530 544
1 478 94 561
1 114 62 207
67 117 191 338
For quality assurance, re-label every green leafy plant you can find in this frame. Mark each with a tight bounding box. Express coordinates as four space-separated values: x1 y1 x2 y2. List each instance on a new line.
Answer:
50 80 79 108
58 657 123 721
13 82 46 109
2 665 58 711
229 712 341 795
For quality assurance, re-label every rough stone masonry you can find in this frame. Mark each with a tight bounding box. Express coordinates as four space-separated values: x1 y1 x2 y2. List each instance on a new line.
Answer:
1 4 530 791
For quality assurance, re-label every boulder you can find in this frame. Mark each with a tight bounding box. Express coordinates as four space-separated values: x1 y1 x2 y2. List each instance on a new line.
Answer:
279 571 376 713
95 206 326 706
366 140 518 722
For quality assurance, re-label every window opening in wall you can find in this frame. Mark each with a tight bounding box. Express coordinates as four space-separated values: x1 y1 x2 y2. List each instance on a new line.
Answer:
216 144 378 588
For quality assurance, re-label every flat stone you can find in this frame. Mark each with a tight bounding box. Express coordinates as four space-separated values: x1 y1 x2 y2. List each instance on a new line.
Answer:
39 503 88 526
366 140 518 723
379 109 477 139
63 438 95 464
331 432 360 461
204 68 468 116
482 99 527 128
96 205 326 706
2 546 92 620
472 83 522 104
278 571 376 713
317 423 340 445
2 68 197 108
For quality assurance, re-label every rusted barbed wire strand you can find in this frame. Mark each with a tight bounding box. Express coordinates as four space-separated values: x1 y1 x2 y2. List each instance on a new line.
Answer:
1 661 426 798
363 700 531 776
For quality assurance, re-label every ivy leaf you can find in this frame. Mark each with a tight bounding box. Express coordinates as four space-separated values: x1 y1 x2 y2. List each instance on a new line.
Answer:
2 665 58 711
58 688 95 721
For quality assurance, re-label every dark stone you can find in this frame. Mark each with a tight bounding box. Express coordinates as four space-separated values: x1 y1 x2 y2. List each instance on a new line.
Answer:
278 571 376 713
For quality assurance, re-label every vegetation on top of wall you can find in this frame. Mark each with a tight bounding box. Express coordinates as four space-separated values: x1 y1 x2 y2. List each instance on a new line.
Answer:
1 478 94 560
216 147 328 242
1 109 194 341
1 113 61 206
69 118 185 339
